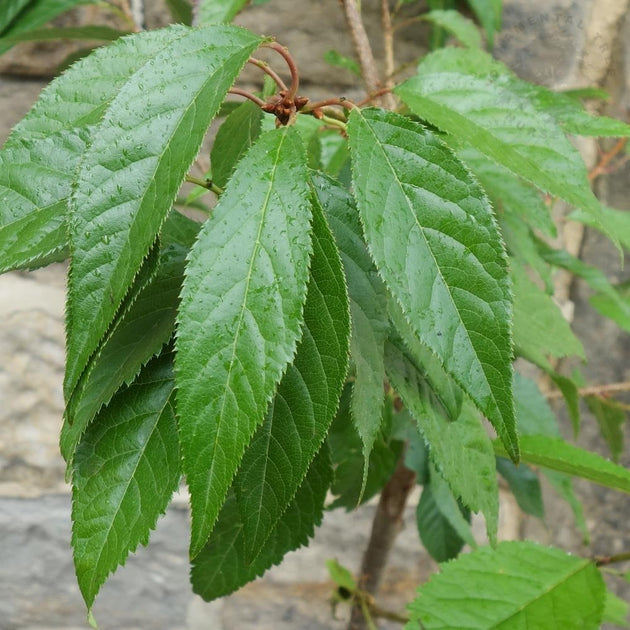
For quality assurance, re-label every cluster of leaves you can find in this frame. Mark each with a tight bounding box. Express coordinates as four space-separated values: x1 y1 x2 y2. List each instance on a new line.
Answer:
3 0 630 628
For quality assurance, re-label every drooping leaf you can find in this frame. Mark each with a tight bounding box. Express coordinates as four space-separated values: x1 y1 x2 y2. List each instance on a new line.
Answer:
0 24 130 44
465 0 501 47
348 107 517 460
385 337 499 544
61 240 161 465
512 262 584 368
421 10 482 49
396 57 614 241
549 372 581 436
60 212 200 464
232 195 349 562
327 385 403 510
586 396 626 463
71 352 180 611
496 457 544 519
65 25 262 398
405 541 605 630
571 205 630 252
416 482 468 563
311 172 388 497
191 446 331 601
176 127 312 557
0 0 97 55
0 27 198 273
210 100 264 189
494 435 630 495
415 47 630 138
165 0 193 24
194 0 249 25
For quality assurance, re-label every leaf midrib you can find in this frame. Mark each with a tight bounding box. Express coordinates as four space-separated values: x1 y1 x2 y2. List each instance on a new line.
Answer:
355 111 501 423
197 128 289 550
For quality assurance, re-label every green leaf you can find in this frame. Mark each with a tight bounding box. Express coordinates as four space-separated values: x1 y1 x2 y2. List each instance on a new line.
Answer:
233 195 349 562
545 469 589 543
396 57 613 242
571 205 630 252
176 127 312 558
194 0 249 25
494 435 630 495
165 0 193 24
191 446 331 601
513 371 561 438
385 337 499 544
311 172 388 497
326 558 357 591
0 27 200 276
318 131 350 179
0 0 33 34
64 25 262 398
421 10 482 49
60 212 199 464
417 482 467 563
323 49 361 76
512 262 584 367
465 0 501 47
327 385 403 510
0 24 130 43
585 396 626 463
210 100 264 189
496 457 544 519
71 352 180 611
348 107 517 460
0 0 96 55
405 541 605 630
61 240 161 466
458 146 556 238
550 372 581 436
603 591 629 627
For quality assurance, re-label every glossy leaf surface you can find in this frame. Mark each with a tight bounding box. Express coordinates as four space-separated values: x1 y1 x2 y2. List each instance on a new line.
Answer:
348 107 517 460
191 447 331 601
385 336 499 543
396 56 611 238
72 353 180 611
406 541 604 629
0 27 193 273
233 197 349 561
65 25 262 397
195 0 248 24
312 172 388 494
176 127 312 557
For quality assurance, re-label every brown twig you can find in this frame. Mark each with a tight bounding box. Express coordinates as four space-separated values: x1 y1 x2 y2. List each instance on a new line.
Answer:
339 0 381 99
588 137 628 182
357 87 394 107
595 551 630 566
347 454 417 630
228 88 266 108
264 41 300 100
248 57 288 91
547 380 630 400
381 0 395 92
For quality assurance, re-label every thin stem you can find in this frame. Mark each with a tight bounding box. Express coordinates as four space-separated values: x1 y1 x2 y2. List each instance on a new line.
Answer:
248 57 288 91
347 453 417 630
304 97 356 111
228 87 266 108
392 15 422 32
588 137 628 182
340 0 381 98
264 41 300 99
185 175 223 196
320 114 348 131
547 380 630 400
595 551 630 566
357 87 394 107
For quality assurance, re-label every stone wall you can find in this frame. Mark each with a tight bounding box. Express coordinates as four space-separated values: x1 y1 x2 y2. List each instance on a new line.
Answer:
1 1 629 628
